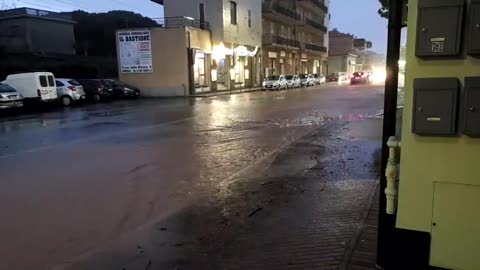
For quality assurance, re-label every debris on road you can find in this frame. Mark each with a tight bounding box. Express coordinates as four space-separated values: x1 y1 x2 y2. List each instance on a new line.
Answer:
248 207 264 217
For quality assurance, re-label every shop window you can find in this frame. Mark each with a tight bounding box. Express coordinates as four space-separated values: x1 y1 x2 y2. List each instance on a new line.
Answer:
194 51 206 86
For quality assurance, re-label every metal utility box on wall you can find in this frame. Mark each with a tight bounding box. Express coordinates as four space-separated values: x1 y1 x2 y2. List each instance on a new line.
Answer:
412 78 459 135
467 0 480 54
416 0 465 57
463 77 480 136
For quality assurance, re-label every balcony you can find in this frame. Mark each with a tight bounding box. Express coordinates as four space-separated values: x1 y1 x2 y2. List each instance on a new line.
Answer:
298 0 329 13
154 17 210 31
305 18 327 32
263 33 300 49
297 17 328 34
303 43 328 53
262 0 300 23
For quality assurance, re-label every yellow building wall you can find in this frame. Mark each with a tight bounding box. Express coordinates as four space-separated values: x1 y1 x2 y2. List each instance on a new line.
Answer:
118 27 211 97
397 0 480 250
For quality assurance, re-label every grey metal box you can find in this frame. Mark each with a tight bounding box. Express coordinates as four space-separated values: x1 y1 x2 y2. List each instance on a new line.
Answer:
463 77 480 136
412 78 459 135
416 0 465 57
467 0 480 54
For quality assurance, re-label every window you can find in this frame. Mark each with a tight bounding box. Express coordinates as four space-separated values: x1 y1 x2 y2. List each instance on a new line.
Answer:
230 1 237 25
199 3 205 23
47 75 55 87
68 80 81 86
39 76 47 87
56 80 64 87
248 10 251 28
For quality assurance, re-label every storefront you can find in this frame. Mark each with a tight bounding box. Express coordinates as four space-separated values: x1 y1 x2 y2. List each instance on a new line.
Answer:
210 42 260 92
193 50 212 93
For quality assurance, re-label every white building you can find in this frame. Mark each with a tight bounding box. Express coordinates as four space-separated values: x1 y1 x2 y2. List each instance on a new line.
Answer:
155 0 263 91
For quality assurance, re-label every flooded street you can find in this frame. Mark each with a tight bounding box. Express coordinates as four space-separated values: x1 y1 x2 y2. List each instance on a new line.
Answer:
0 84 384 269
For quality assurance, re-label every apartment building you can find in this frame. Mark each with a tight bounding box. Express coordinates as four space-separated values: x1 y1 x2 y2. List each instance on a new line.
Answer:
328 29 373 75
157 0 262 92
262 0 329 76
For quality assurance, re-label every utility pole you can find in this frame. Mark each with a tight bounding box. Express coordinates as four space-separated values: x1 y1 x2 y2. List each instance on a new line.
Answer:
377 0 403 268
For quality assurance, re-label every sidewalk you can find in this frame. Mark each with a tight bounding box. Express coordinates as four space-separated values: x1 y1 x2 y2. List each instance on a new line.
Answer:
347 187 379 270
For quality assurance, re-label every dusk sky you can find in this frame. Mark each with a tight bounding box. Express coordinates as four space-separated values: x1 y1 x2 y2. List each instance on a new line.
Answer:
4 0 388 53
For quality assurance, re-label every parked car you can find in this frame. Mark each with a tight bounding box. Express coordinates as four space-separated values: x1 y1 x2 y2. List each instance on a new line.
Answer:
76 79 113 102
314 74 326 85
350 72 370 85
299 74 315 87
2 72 57 103
262 75 288 90
0 83 23 110
101 79 141 98
285 75 301 88
327 72 349 83
55 78 86 106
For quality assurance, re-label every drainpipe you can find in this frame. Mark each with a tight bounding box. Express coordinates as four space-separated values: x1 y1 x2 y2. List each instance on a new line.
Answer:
385 136 401 215
377 0 404 268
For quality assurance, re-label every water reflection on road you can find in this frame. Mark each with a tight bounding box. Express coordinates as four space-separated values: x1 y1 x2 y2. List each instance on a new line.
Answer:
0 85 384 269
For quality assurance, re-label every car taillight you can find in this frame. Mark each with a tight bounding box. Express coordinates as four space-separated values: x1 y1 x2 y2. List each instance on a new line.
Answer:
37 89 41 96
68 86 76 91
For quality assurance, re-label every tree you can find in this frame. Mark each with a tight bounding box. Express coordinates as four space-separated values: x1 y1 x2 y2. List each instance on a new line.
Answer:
68 10 158 56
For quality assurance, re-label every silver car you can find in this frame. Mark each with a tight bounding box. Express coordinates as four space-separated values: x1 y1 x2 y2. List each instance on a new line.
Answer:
0 83 23 109
262 75 288 90
56 78 86 106
285 75 301 88
314 74 326 85
299 74 315 87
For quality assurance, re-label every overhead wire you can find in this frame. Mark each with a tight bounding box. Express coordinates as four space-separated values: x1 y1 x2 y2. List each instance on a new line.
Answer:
15 0 62 11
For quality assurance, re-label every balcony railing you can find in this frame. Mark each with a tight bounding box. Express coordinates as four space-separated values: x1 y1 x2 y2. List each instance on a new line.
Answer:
311 0 329 13
305 18 327 32
153 16 210 30
263 33 300 48
304 42 328 53
298 0 329 13
262 0 300 21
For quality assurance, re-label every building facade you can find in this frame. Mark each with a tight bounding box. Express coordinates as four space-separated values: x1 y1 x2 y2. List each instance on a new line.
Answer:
328 29 372 75
261 0 329 77
159 0 263 92
0 8 76 55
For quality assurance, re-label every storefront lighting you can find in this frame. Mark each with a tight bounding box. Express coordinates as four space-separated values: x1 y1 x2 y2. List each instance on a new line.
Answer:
211 69 217 82
212 42 233 61
233 45 259 57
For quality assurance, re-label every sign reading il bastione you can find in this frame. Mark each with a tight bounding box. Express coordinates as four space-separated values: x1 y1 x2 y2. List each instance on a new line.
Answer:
117 30 153 73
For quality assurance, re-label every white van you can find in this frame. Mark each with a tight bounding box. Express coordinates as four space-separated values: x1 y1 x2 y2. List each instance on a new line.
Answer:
2 72 57 102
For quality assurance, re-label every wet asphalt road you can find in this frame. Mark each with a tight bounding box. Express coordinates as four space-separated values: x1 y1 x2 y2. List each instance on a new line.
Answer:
0 84 384 270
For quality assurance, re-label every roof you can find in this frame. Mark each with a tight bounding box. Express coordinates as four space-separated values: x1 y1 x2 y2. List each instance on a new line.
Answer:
0 7 76 24
151 0 164 5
